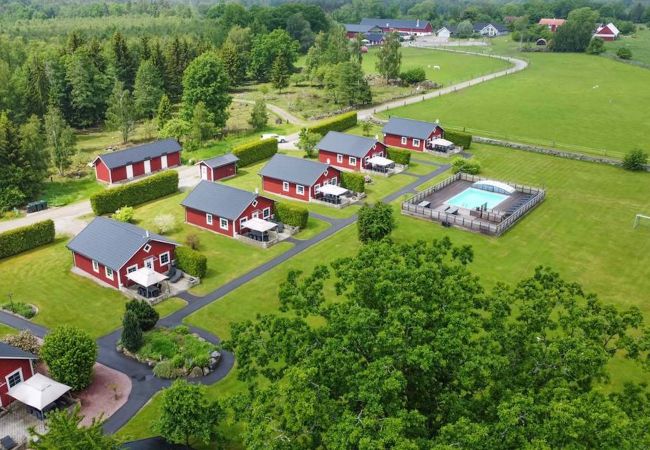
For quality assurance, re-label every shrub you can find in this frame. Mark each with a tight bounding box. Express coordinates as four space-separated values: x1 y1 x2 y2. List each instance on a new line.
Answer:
171 354 186 368
1 330 40 355
153 213 176 234
0 219 55 259
121 310 143 353
2 301 35 319
112 206 134 223
622 148 648 171
185 233 200 250
400 67 426 84
153 360 176 379
445 130 472 149
451 157 481 175
90 170 178 215
275 202 309 228
232 138 277 167
175 325 190 335
40 326 97 391
387 148 411 165
617 47 632 60
357 202 395 243
341 172 365 193
192 354 210 368
307 112 357 136
126 300 159 331
176 247 207 278
586 38 605 55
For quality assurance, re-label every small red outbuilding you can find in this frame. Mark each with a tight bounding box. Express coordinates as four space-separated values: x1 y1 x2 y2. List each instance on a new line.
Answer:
0 342 36 408
198 154 239 182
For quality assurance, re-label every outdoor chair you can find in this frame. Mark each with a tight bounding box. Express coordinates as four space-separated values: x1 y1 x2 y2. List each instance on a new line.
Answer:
1 435 17 450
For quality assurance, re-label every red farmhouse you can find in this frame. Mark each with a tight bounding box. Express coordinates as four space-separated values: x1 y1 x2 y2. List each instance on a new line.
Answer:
181 181 275 238
259 154 341 202
67 217 179 289
382 117 444 151
92 139 181 184
0 342 36 408
538 18 566 32
360 18 433 35
593 22 620 41
198 154 239 182
318 131 387 171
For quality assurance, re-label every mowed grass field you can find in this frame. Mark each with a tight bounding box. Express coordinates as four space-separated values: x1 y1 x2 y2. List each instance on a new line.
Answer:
605 26 650 66
381 51 650 159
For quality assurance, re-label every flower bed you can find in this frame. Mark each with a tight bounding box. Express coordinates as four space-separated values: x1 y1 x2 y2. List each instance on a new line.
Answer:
119 325 220 379
1 301 37 319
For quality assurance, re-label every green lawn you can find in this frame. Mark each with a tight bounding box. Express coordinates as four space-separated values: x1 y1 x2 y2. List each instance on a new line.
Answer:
153 298 187 318
381 50 650 159
41 174 105 207
0 239 127 338
604 26 650 67
294 217 330 240
0 324 16 336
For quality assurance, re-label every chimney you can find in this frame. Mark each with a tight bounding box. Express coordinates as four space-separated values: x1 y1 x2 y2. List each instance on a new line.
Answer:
417 19 420 27
435 118 440 124
145 230 150 238
255 187 259 194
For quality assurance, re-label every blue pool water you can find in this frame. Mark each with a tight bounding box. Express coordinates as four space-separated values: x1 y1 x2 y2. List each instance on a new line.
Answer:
445 188 508 209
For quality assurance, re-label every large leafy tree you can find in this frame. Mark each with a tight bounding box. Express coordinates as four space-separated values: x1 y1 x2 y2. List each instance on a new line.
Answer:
227 239 650 449
325 61 372 106
357 202 394 242
220 26 252 86
553 7 600 52
181 51 231 129
41 325 97 391
249 29 299 82
134 59 164 119
105 80 135 144
44 106 76 176
376 32 402 82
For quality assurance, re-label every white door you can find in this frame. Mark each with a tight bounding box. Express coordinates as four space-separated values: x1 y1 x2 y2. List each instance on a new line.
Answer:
126 164 134 179
144 257 155 269
144 160 151 174
161 155 168 169
201 165 208 180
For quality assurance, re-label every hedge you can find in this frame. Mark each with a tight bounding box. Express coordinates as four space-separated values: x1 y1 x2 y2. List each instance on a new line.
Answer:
275 202 309 229
0 219 55 259
387 148 411 165
341 172 365 193
175 246 207 279
445 130 472 149
90 170 178 215
307 112 357 136
232 138 278 167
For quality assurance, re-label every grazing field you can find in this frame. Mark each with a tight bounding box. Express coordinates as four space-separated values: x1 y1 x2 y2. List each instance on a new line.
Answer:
381 51 650 159
604 26 650 66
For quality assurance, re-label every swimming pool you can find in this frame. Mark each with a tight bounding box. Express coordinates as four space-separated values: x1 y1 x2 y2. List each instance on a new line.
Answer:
445 187 508 209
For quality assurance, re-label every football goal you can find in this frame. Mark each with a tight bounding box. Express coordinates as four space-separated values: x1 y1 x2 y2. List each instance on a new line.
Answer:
633 214 650 228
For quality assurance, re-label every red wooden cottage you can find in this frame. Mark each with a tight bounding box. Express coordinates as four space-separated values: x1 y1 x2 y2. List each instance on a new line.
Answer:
92 139 182 184
181 181 275 238
0 342 36 408
67 217 179 289
317 131 388 171
382 117 444 151
259 154 341 203
360 18 433 35
198 154 239 182
593 23 620 41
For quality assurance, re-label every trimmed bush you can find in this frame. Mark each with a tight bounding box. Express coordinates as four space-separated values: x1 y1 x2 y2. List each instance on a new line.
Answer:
622 149 648 171
112 206 134 223
307 112 357 136
445 130 472 149
452 157 481 175
232 138 278 167
0 219 55 259
617 47 632 60
341 172 365 193
387 148 411 165
121 310 143 353
90 170 178 215
176 246 207 278
400 67 426 84
275 202 309 228
40 326 97 391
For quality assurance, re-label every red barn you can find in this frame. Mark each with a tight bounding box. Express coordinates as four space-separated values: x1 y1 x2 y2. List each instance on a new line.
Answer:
67 217 179 289
594 23 620 41
317 131 387 171
259 154 341 203
0 342 36 408
198 154 239 182
360 18 433 35
181 181 275 238
538 18 566 32
382 117 444 152
92 139 182 184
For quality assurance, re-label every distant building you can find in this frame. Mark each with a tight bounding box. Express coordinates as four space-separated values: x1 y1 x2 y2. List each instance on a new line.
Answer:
594 23 620 41
363 32 386 46
382 117 445 152
539 18 566 32
317 132 388 172
360 18 433 36
437 22 508 38
344 23 382 39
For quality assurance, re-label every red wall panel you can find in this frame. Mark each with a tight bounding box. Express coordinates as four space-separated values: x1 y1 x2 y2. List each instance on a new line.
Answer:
185 207 234 237
0 359 34 407
73 252 120 288
213 163 237 181
94 160 111 183
120 240 177 286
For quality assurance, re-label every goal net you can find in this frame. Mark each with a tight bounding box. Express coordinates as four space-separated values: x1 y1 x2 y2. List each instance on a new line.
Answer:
633 214 650 229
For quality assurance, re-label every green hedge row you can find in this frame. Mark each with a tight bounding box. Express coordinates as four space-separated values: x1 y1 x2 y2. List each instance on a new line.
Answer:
0 219 55 259
275 202 309 229
445 130 472 149
175 246 207 279
307 112 357 136
90 171 178 215
232 138 278 167
341 172 365 193
387 148 411 165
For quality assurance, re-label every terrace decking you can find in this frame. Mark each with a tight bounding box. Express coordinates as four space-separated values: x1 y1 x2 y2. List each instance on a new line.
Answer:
402 172 545 236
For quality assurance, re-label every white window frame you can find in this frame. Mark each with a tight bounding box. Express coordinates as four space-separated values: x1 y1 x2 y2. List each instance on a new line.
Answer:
144 258 155 269
105 266 114 280
296 184 305 195
6 368 23 389
263 207 271 219
92 260 100 273
413 138 421 147
331 177 338 185
143 244 152 253
252 211 259 219
282 181 290 192
314 183 320 194
349 156 357 166
220 218 229 230
159 252 170 266
239 216 248 228
401 136 407 145
127 264 138 274
206 213 213 225
336 154 343 163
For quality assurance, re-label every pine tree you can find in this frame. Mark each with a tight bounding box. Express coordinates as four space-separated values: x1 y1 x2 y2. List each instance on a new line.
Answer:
121 310 143 353
134 59 164 119
105 81 135 144
248 99 268 130
271 54 290 93
157 94 173 130
110 31 136 90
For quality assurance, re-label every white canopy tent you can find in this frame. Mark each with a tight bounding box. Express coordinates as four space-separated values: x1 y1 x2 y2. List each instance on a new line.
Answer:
367 156 394 167
319 184 348 196
473 180 516 194
127 266 168 287
242 217 277 233
8 373 71 412
431 138 455 147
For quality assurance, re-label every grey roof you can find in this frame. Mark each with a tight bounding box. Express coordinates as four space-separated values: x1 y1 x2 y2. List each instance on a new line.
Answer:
259 154 330 186
345 24 378 33
361 18 431 30
474 22 508 33
0 341 37 360
383 117 442 140
364 32 385 42
200 153 239 169
95 139 181 169
181 181 259 220
317 131 379 158
67 217 178 270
